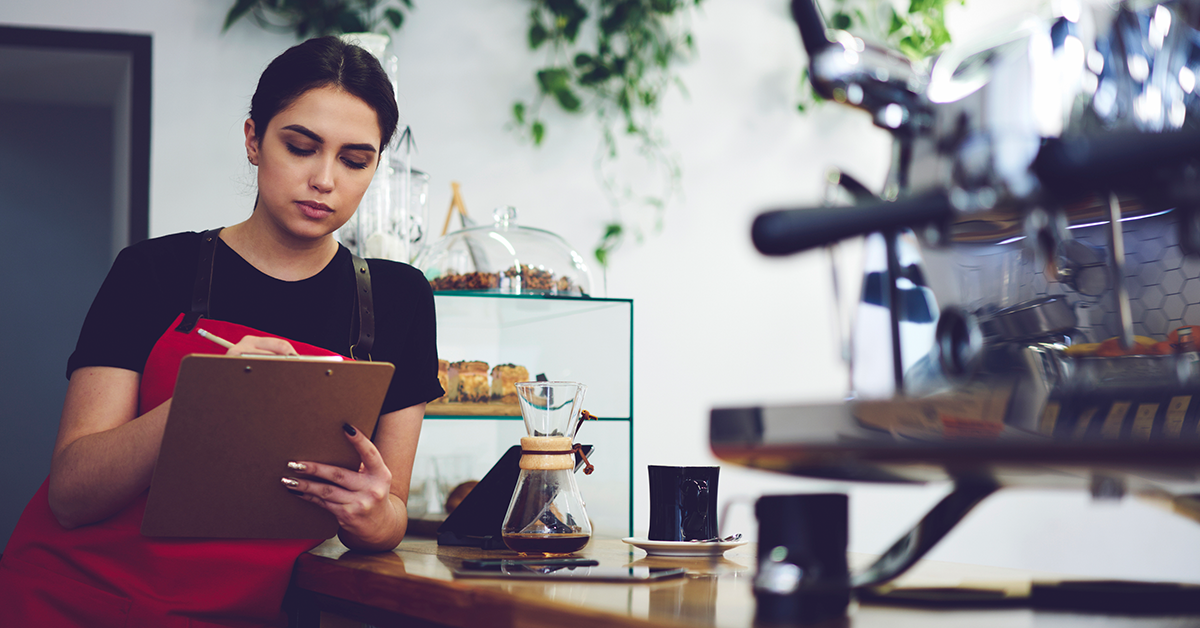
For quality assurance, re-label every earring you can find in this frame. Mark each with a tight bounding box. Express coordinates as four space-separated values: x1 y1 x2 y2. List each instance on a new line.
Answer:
248 155 257 166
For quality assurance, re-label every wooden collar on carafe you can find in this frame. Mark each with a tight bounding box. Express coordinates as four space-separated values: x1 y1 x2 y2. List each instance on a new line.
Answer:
519 410 597 475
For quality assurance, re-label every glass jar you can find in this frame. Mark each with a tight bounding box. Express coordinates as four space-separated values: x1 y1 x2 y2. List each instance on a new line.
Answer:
414 206 595 296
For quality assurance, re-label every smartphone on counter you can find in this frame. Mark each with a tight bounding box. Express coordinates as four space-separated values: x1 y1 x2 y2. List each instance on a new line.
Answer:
461 558 599 569
453 563 686 582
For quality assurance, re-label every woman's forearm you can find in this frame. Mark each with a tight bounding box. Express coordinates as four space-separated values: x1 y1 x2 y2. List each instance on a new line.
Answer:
48 367 169 529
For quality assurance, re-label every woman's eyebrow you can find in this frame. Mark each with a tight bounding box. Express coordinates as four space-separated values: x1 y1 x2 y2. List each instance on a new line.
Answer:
342 142 377 153
282 124 323 143
282 124 377 154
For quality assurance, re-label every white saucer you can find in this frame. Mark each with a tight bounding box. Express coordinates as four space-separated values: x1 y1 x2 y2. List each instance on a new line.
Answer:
622 537 748 557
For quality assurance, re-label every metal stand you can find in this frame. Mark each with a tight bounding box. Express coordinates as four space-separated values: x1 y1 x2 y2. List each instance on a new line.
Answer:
852 476 1000 589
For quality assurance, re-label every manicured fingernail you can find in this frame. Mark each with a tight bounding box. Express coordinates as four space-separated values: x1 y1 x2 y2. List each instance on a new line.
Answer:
286 488 303 496
343 423 357 436
281 477 299 487
287 461 306 471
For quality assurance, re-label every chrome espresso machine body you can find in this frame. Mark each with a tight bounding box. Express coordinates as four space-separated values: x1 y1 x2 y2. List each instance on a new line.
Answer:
712 0 1200 587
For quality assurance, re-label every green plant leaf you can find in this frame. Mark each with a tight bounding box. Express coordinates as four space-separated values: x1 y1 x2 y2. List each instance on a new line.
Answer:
600 1 633 35
927 15 951 48
909 0 946 15
616 87 632 115
222 0 258 31
562 15 585 41
511 0 704 265
536 68 572 94
529 21 549 49
385 8 405 30
221 0 411 41
547 0 586 19
553 86 582 112
649 0 678 13
579 66 613 85
594 222 625 266
547 0 588 41
830 11 852 30
898 35 924 60
337 12 368 36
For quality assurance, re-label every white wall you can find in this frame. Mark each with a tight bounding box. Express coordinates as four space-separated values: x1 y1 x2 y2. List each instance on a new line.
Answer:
5 0 1200 583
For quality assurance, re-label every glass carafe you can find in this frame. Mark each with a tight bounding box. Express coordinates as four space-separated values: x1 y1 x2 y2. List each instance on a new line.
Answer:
501 381 592 556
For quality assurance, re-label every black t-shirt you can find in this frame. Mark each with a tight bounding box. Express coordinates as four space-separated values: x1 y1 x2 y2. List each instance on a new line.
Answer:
67 231 444 414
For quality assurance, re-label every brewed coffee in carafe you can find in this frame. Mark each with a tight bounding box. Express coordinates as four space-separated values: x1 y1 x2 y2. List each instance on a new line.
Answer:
501 381 593 556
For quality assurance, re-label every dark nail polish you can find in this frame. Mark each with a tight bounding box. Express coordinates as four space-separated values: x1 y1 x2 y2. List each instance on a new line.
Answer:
343 423 357 436
287 489 303 496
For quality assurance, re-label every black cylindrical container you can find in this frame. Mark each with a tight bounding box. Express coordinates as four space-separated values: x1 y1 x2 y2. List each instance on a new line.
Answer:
754 493 851 626
647 466 720 541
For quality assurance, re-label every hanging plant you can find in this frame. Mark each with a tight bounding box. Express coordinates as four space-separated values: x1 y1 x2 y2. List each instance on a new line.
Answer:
796 0 962 113
222 0 413 39
510 0 705 266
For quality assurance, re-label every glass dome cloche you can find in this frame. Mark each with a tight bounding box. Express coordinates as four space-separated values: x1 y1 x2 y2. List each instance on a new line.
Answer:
414 206 595 297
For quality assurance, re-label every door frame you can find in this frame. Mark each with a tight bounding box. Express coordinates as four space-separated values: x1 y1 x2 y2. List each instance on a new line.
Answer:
0 24 151 244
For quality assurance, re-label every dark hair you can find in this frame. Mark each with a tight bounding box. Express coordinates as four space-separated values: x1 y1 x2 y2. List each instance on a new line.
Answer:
250 36 399 152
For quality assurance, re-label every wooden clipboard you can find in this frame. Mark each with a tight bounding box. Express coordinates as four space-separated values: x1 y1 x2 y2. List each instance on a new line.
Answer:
142 354 394 539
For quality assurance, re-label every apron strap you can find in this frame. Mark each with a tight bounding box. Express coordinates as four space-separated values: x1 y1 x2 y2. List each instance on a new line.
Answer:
349 252 375 360
175 228 376 360
175 228 223 333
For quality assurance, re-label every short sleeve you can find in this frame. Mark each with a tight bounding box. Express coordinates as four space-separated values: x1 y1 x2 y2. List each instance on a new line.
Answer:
371 261 444 414
66 236 195 378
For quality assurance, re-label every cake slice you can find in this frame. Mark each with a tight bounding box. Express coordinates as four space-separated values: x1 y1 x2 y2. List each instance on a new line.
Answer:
449 360 490 403
490 364 530 404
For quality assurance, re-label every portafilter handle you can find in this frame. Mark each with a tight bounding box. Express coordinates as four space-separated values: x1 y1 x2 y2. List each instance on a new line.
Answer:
751 192 954 256
1034 130 1200 201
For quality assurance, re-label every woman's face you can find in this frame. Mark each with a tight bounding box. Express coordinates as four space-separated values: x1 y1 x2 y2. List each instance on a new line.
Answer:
245 85 382 243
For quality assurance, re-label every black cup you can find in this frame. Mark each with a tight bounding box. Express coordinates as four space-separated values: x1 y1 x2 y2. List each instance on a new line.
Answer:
754 493 851 625
647 465 719 541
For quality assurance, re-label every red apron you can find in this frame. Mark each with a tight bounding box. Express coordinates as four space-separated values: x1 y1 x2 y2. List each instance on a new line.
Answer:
0 315 347 627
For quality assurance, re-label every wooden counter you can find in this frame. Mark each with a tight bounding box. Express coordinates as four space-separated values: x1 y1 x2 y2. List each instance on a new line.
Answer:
286 537 1199 628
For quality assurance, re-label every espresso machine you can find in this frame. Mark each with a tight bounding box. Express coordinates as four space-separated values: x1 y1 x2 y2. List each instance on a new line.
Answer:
712 0 1200 589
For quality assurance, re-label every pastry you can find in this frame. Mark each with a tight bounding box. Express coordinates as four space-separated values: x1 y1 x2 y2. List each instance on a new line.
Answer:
429 271 498 291
431 359 449 403
502 264 575 294
449 360 489 403
490 363 529 403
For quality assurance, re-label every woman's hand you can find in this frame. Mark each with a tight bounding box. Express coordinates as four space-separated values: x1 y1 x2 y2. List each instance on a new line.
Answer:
282 422 402 550
225 335 297 356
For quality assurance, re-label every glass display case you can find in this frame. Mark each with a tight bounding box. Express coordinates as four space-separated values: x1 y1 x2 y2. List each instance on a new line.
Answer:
412 293 633 538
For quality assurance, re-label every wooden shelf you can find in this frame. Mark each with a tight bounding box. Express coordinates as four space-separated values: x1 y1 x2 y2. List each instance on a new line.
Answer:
426 402 521 417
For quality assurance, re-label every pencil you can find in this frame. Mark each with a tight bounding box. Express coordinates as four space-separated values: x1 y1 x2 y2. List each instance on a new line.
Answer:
197 328 236 350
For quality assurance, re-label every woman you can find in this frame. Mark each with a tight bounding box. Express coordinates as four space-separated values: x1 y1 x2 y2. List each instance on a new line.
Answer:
0 37 443 626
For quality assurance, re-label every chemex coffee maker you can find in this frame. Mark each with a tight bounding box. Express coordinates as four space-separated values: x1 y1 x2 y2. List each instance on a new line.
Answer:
712 0 1200 591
